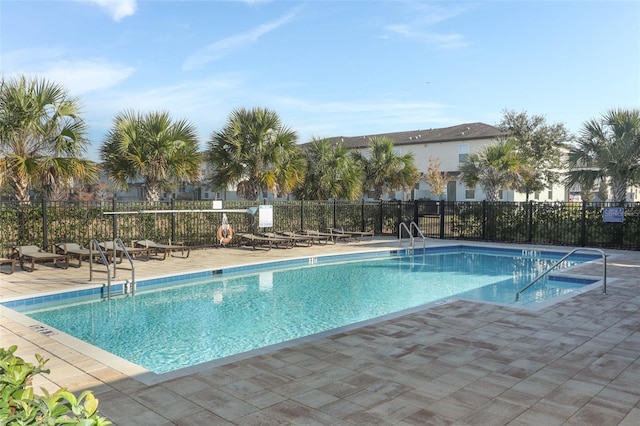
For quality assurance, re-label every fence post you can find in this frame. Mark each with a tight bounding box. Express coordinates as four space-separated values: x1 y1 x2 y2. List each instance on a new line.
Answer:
379 200 383 234
413 201 419 236
397 200 403 237
527 201 534 243
333 200 337 229
171 198 176 243
111 198 118 240
581 201 587 247
42 198 48 249
439 200 445 239
361 199 365 232
481 200 487 240
300 199 304 232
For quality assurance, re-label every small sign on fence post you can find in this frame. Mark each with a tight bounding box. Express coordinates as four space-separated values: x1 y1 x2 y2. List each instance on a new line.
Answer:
603 207 624 223
259 205 273 228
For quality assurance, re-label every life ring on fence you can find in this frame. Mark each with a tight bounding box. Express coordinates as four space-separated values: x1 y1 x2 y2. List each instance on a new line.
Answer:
217 226 233 245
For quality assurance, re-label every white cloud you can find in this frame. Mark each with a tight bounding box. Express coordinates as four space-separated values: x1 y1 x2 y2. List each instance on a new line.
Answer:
100 76 242 112
385 24 468 49
86 75 245 138
183 10 297 71
42 59 136 95
84 0 137 21
0 47 65 72
1 48 136 96
383 3 471 49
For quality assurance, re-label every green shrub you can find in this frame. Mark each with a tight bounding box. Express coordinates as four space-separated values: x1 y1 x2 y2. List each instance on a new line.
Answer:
0 345 111 426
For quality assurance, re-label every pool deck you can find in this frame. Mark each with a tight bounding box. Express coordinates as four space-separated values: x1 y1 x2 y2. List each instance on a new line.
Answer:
1 238 639 425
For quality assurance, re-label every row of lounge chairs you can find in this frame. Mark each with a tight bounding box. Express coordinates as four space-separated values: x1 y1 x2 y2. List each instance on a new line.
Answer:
4 228 373 270
237 228 375 250
6 240 190 272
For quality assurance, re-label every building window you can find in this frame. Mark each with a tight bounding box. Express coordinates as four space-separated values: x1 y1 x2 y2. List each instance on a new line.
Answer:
534 191 540 200
465 188 475 199
548 189 553 199
498 189 503 200
458 144 469 163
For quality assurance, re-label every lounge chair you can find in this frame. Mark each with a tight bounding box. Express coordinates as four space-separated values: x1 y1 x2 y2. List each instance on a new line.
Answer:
134 240 190 259
305 229 350 243
12 245 69 272
99 241 150 263
238 233 293 250
0 258 16 274
55 242 106 267
263 232 313 247
281 231 331 245
327 228 375 242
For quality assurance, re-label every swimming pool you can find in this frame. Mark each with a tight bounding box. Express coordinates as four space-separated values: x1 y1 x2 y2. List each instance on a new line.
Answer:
5 245 599 375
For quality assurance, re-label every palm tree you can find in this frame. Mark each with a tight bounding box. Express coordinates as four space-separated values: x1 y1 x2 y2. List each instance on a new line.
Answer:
566 109 640 203
458 138 523 201
351 136 420 200
100 110 201 202
206 107 305 200
0 75 97 202
295 138 362 200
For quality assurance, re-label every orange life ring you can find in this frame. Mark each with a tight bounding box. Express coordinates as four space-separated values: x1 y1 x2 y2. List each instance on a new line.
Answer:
217 225 233 245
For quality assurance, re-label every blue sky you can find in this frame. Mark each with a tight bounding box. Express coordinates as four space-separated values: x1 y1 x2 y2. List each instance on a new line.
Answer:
2 0 639 161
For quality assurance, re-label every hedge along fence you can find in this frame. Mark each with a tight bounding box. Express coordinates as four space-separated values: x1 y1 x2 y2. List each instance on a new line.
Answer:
1 199 638 255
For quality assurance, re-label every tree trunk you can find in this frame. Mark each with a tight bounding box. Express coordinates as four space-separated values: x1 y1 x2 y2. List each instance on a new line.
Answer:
10 175 31 203
485 185 498 202
374 185 384 200
611 180 627 203
146 183 161 202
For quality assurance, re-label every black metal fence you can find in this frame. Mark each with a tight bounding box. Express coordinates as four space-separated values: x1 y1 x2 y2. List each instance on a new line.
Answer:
1 199 638 255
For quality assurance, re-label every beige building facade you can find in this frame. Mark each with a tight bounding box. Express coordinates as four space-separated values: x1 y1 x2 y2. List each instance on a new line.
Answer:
332 122 569 202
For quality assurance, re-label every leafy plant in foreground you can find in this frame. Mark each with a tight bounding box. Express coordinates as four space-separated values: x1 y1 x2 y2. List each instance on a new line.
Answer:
0 345 111 425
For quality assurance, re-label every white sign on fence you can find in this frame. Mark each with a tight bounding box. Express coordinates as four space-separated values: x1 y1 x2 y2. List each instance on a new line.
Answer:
259 205 273 228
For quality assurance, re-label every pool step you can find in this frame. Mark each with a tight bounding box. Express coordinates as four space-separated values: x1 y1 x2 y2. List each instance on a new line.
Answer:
101 279 135 298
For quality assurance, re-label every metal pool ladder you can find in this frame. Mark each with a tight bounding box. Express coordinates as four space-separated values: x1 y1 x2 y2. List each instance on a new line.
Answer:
88 238 136 300
89 239 112 299
113 238 136 297
515 248 607 301
398 221 427 250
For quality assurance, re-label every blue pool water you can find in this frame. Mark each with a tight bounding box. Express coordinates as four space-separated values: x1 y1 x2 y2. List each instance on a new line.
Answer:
9 246 598 374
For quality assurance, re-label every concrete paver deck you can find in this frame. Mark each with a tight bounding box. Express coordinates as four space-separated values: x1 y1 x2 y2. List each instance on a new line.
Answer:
1 239 639 425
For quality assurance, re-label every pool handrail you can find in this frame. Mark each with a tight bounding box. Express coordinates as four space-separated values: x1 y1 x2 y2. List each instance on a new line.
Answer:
515 247 607 301
114 238 136 296
89 239 112 299
398 221 426 250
